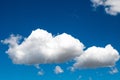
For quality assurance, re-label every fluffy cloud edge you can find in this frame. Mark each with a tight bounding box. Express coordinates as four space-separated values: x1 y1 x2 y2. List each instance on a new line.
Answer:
1 28 120 70
91 0 120 16
109 67 119 74
72 44 120 69
1 28 84 65
54 66 64 74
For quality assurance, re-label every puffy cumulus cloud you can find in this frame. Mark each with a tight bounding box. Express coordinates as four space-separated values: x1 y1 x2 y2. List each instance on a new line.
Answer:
2 29 84 65
2 28 120 70
91 0 120 15
73 44 120 69
54 66 64 74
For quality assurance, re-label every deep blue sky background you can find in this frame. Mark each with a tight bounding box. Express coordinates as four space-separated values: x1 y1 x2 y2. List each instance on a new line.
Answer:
0 0 120 80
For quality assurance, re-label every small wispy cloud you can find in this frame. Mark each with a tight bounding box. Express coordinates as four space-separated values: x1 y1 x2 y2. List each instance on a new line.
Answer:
34 64 40 69
38 71 44 76
109 67 118 74
54 66 64 74
91 0 120 16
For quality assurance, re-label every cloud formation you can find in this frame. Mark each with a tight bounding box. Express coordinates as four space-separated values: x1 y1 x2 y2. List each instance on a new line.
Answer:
109 67 118 74
91 0 120 15
2 29 84 65
2 28 120 70
73 44 119 69
54 66 64 74
38 71 44 76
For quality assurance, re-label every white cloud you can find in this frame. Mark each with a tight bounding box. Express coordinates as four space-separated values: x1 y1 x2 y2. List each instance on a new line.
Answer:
34 64 40 69
2 28 120 70
38 71 44 76
68 66 75 72
109 67 118 74
91 0 120 15
2 29 84 65
73 44 119 69
54 66 64 74
37 65 44 76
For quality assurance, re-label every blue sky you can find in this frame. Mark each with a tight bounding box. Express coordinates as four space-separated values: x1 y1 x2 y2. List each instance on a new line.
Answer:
0 0 120 80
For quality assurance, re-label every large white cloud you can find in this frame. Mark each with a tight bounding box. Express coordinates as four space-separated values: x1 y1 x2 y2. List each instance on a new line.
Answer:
2 29 84 65
91 0 120 15
73 44 120 69
2 28 120 70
